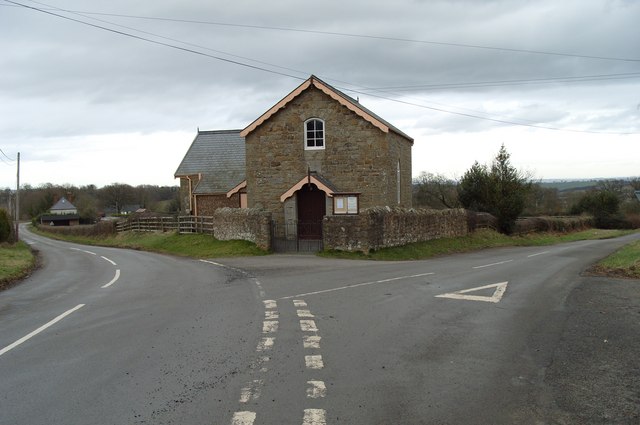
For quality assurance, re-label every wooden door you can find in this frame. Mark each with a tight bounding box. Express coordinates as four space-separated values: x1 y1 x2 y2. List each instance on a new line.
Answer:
297 184 325 240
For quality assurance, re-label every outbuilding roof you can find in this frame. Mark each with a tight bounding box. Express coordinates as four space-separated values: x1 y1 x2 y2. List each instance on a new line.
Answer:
50 196 77 211
175 129 246 194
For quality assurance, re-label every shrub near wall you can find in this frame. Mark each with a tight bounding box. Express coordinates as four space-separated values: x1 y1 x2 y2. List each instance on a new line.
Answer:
514 216 593 234
324 207 468 253
36 221 117 237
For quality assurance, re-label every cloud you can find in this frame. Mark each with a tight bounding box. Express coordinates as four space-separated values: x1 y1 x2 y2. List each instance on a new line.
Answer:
0 0 639 189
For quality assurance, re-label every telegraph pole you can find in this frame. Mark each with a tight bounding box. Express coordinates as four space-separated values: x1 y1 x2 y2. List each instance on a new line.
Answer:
15 152 20 241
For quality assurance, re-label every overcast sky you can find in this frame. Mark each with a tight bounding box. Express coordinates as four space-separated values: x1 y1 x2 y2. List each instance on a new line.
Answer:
1 0 639 189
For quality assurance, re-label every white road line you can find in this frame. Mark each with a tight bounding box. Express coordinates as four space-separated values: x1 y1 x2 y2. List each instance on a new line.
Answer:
305 355 324 369
199 259 225 267
0 304 85 357
100 255 117 266
306 380 327 399
256 337 275 351
263 300 277 309
303 335 321 349
527 251 550 258
472 259 513 269
297 309 314 318
101 269 121 288
293 299 308 307
199 259 247 274
254 279 266 298
231 411 256 425
436 282 509 303
265 310 279 320
256 355 271 372
300 320 318 332
262 321 279 333
302 408 327 425
280 272 435 299
239 380 263 403
70 247 96 255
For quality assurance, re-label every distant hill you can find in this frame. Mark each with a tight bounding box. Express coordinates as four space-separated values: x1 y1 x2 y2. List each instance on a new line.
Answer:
539 177 638 192
539 180 600 192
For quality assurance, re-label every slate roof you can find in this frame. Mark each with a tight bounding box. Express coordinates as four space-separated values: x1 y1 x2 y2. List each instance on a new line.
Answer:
50 196 77 211
175 130 246 194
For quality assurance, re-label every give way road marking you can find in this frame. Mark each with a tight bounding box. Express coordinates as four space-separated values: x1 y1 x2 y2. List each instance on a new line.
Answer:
435 282 508 303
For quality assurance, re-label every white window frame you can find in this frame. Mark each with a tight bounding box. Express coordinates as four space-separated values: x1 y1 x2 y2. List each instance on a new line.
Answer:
304 118 325 150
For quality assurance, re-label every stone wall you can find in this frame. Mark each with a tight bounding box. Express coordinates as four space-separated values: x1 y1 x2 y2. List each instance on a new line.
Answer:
211 208 271 250
323 207 468 253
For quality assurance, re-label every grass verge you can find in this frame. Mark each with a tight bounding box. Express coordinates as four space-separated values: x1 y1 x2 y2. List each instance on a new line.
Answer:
320 228 636 261
31 227 268 258
0 242 37 290
588 240 640 279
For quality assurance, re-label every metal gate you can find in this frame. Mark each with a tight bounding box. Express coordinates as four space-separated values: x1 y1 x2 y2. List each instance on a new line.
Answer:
271 220 323 253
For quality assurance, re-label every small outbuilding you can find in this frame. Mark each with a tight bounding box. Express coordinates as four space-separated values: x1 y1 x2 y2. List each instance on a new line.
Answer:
40 196 80 226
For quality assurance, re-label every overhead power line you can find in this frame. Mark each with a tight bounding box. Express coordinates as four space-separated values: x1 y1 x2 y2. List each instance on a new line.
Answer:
0 148 16 164
362 72 640 92
10 2 640 64
3 0 306 81
5 0 637 136
3 2 640 62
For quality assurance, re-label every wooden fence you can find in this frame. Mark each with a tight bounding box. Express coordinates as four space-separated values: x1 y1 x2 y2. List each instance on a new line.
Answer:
115 216 215 234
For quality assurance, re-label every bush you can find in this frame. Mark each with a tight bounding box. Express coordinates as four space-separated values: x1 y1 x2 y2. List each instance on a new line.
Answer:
514 216 593 234
0 208 13 243
35 221 117 237
458 145 531 234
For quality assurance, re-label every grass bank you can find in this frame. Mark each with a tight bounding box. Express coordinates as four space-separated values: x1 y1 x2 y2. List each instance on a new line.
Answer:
320 228 636 261
0 242 36 290
31 227 267 258
588 240 640 279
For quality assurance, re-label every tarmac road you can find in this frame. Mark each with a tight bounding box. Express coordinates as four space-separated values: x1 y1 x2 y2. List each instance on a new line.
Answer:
1 227 638 424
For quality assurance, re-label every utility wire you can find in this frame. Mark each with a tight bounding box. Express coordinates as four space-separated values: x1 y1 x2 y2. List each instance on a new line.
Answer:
361 72 640 92
3 0 306 81
0 148 15 162
5 0 637 135
18 0 311 79
5 2 639 63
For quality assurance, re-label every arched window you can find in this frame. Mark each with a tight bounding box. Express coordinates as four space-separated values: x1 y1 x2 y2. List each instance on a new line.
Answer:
304 118 325 150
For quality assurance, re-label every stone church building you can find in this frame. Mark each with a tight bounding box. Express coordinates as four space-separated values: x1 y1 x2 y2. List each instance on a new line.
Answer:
175 75 413 241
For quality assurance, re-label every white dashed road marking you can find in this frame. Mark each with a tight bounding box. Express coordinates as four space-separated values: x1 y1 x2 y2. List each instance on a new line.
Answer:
305 354 324 369
256 337 275 351
303 335 321 349
239 380 264 403
265 310 279 320
101 269 121 288
69 247 96 255
297 309 314 318
527 251 550 258
263 300 277 309
231 411 256 425
300 320 319 332
306 381 327 399
472 259 513 269
262 321 279 333
100 255 117 266
302 408 327 425
293 300 308 307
